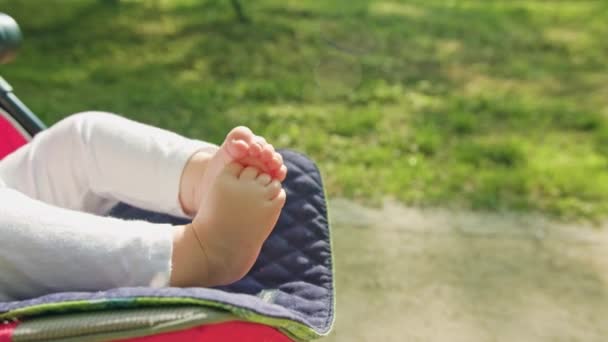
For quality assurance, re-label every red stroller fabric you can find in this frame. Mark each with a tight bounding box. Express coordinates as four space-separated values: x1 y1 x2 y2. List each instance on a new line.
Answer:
0 322 18 342
121 321 292 342
0 112 27 159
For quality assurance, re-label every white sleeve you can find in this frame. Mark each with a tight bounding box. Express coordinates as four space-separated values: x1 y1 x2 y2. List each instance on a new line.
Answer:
0 187 174 302
0 111 218 217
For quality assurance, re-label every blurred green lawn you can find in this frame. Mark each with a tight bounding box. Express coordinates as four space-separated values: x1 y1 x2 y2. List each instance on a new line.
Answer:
1 0 608 220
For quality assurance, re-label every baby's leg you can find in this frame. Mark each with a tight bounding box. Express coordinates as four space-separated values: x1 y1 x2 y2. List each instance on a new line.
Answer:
0 187 177 301
171 163 286 287
0 111 216 217
0 173 283 300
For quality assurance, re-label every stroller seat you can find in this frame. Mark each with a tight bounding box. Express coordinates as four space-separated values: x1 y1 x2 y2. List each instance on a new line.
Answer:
0 108 334 342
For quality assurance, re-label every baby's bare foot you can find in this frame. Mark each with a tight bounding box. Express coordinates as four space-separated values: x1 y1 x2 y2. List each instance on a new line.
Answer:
180 126 287 215
172 163 286 287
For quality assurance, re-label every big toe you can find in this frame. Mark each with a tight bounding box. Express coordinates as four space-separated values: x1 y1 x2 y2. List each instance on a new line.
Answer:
224 126 255 159
225 139 249 159
226 126 254 142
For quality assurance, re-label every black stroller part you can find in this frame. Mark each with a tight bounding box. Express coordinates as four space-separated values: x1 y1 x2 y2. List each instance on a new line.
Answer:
0 77 46 136
0 13 46 136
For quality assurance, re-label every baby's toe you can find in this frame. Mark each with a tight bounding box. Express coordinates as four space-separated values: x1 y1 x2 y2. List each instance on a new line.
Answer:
240 166 260 181
223 162 244 177
274 165 288 182
256 173 272 186
264 179 283 200
226 139 249 159
238 156 268 173
255 135 267 145
249 136 267 157
272 188 287 207
248 143 262 157
226 126 254 142
224 126 255 159
261 144 275 164
266 152 283 171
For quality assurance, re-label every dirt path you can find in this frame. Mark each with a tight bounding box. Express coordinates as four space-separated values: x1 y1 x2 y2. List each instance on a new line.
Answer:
325 199 608 342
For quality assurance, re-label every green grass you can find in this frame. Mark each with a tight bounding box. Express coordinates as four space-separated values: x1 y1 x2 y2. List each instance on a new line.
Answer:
1 0 608 220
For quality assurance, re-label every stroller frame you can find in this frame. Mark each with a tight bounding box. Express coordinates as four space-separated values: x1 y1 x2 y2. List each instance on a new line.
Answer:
0 76 45 138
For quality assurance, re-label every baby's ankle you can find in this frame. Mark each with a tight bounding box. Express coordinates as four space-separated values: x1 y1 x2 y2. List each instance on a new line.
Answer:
169 222 251 288
192 221 253 286
170 224 211 287
178 151 213 216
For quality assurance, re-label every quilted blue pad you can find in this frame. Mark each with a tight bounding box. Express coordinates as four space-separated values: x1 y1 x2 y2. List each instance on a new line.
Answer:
0 149 334 337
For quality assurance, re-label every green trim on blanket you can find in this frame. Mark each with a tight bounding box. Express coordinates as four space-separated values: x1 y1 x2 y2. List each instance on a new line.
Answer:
0 296 320 341
11 306 232 342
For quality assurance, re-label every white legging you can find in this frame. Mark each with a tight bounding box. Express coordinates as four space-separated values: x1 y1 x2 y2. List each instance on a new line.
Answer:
0 112 216 301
